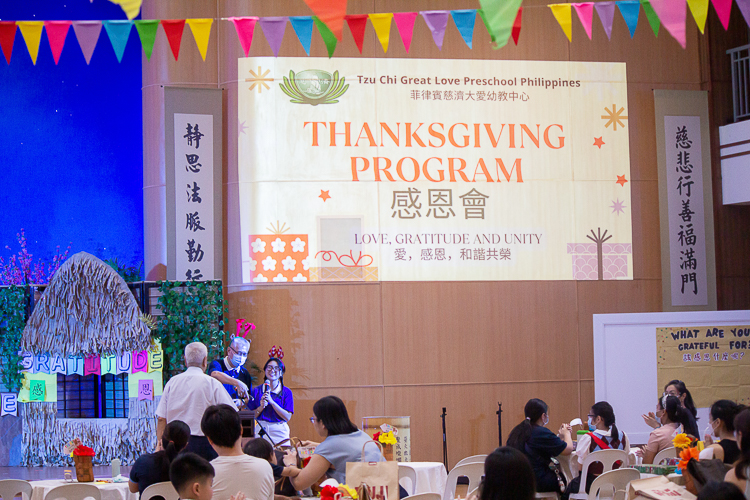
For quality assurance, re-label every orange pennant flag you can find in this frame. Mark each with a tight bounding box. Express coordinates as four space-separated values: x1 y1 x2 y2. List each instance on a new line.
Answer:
303 0 347 41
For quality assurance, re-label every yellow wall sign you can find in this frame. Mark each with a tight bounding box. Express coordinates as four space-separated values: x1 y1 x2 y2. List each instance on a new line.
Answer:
656 325 750 407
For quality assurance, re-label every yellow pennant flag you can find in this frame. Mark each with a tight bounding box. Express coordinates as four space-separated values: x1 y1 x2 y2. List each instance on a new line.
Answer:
17 21 44 65
687 0 709 34
109 0 142 20
186 19 213 61
549 4 573 42
369 13 394 53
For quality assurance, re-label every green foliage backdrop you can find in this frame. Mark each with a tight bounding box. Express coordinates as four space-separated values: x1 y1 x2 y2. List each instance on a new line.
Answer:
0 286 26 392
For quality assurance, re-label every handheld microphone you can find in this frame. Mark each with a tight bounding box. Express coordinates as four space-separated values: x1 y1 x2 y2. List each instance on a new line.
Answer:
263 380 271 393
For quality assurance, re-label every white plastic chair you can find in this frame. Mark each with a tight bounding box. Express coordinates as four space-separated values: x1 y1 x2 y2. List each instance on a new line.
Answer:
399 464 418 496
141 482 179 500
44 484 101 500
586 468 639 500
534 491 559 499
404 494 441 500
442 463 484 500
0 480 33 500
455 455 487 467
651 446 676 465
568 449 628 500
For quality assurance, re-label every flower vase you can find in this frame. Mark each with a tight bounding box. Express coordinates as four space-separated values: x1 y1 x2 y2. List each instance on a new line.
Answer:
380 443 394 461
73 455 94 482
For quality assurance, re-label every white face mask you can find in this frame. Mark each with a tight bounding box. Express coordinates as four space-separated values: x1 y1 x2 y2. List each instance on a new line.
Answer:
543 415 549 426
704 423 718 441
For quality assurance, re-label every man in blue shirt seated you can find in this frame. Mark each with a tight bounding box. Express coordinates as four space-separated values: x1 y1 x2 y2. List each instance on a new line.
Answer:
208 336 253 408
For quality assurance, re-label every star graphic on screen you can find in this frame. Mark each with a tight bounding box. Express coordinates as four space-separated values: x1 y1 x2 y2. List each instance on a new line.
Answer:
593 137 605 149
610 198 626 215
616 175 628 187
238 120 248 136
319 190 331 202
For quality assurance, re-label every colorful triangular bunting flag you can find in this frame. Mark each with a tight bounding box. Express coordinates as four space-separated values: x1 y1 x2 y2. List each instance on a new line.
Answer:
304 0 347 41
186 19 213 61
451 10 477 49
102 20 133 63
160 20 185 61
650 0 687 48
72 21 101 64
736 0 750 29
511 7 523 44
134 19 158 61
0 22 17 64
595 2 616 39
17 21 44 65
616 1 641 38
393 12 418 52
345 15 367 53
478 10 496 43
259 17 287 58
572 3 594 39
229 17 258 58
289 16 313 56
549 4 573 41
420 11 450 50
478 0 522 48
687 0 709 33
313 15 337 57
640 0 661 36
710 0 732 29
44 21 71 64
369 13 393 53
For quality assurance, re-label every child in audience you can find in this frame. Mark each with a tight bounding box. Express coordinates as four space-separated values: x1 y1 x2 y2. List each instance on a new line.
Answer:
243 437 301 480
169 452 216 500
478 447 535 500
130 420 190 494
642 380 699 437
639 395 692 464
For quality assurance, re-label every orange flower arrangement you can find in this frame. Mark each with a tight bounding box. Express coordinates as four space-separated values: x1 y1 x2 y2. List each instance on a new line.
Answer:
677 446 700 471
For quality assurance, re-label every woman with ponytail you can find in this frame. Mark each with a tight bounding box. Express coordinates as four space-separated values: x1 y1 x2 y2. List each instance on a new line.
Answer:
725 408 750 495
702 400 745 463
642 380 700 437
129 419 191 495
506 399 573 494
563 402 629 499
639 395 691 465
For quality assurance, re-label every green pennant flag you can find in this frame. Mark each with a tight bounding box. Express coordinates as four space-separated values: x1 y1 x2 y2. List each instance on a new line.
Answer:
640 0 660 36
477 0 522 49
134 19 159 60
477 9 497 43
313 15 337 58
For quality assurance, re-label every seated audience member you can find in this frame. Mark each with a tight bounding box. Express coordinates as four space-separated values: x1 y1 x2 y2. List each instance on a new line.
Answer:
243 437 301 480
642 380 700 437
506 398 574 494
640 395 692 465
478 447 535 500
291 396 385 490
564 401 629 499
129 420 190 494
202 404 275 500
696 481 746 500
725 408 750 495
703 400 745 464
169 452 216 500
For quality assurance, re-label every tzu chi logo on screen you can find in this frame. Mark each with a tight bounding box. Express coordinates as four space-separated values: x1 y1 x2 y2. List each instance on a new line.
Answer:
279 69 349 106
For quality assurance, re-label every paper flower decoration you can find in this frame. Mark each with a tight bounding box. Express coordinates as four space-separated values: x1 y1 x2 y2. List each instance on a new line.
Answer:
677 446 699 471
672 433 693 449
339 485 358 499
320 485 340 499
302 456 311 468
73 444 96 457
378 431 397 445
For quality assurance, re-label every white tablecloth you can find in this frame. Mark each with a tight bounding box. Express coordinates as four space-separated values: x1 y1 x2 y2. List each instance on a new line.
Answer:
399 462 448 496
29 479 137 500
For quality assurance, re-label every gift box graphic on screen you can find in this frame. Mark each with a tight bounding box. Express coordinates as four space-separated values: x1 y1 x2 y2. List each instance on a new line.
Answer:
249 222 310 283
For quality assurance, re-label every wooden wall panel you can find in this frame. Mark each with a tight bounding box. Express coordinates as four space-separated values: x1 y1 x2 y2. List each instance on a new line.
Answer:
630 180 663 280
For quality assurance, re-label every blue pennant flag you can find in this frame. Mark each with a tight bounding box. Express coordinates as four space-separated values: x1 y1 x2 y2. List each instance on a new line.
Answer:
451 10 477 49
289 16 313 56
616 0 640 38
102 20 133 62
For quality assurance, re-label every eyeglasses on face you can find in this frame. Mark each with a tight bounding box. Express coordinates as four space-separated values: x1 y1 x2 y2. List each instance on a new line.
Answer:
309 417 318 423
266 365 281 372
230 346 249 356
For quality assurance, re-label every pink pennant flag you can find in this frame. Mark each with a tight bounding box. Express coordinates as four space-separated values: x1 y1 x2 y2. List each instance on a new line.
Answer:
393 12 418 53
594 2 616 39
711 0 732 29
650 0 687 48
229 17 258 57
737 0 750 28
572 3 594 39
420 11 450 50
44 21 71 64
72 21 102 64
258 17 287 57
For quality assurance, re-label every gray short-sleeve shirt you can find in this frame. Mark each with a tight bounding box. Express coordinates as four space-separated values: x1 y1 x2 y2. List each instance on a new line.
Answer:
314 430 385 484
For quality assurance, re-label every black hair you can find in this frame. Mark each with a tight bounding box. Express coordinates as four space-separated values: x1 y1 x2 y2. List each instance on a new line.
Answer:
312 396 358 436
263 357 286 388
243 437 274 462
479 447 535 500
733 408 750 480
665 380 698 419
696 481 745 500
661 395 692 432
154 420 191 483
201 404 241 448
590 401 623 448
506 399 548 452
169 452 215 496
710 400 747 433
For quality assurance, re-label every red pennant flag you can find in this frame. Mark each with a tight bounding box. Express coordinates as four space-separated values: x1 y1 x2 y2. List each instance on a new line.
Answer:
303 0 348 40
345 14 367 53
44 21 71 64
161 19 185 60
0 22 16 64
511 7 523 44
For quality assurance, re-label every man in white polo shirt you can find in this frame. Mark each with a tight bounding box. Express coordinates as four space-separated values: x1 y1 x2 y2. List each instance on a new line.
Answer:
156 342 238 460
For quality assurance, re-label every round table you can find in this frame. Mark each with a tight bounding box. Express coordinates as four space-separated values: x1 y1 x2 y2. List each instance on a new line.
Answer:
398 462 448 496
29 479 137 500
